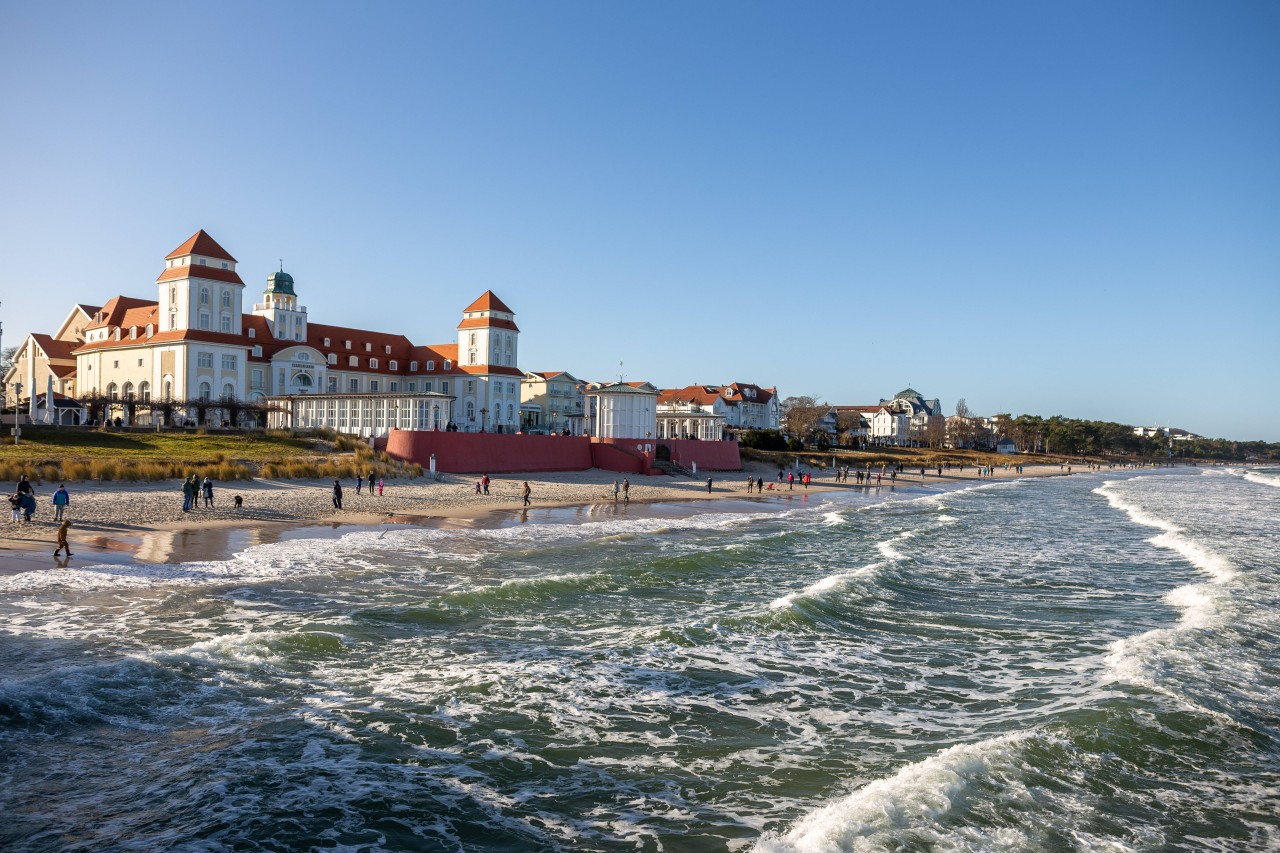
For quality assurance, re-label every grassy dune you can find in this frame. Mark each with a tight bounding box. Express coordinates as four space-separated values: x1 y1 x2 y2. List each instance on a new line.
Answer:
0 427 422 483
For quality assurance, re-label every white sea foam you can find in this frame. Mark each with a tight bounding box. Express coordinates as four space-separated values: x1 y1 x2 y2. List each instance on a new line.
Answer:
0 506 787 595
754 732 1038 853
769 563 884 610
1093 482 1236 583
1242 469 1280 490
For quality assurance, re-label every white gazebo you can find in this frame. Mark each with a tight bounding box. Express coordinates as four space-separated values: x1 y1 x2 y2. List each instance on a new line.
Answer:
585 383 657 440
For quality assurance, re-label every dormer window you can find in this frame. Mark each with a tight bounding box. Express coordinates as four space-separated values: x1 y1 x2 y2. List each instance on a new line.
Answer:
252 345 263 357
389 360 398 371
198 258 206 265
349 356 358 366
426 361 434 371
221 262 228 269
370 358 379 369
409 360 417 372
323 337 330 347
327 353 336 365
345 340 352 349
248 328 256 339
364 343 372 352
443 360 452 370
384 345 391 354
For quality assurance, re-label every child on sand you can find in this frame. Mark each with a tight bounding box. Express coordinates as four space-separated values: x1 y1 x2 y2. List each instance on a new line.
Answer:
54 520 73 557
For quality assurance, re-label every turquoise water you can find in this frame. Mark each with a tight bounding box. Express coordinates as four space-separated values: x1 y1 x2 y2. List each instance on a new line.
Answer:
1 468 1278 852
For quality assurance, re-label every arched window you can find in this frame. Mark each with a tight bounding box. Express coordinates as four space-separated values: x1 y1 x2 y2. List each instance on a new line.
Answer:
139 381 151 403
221 290 231 308
163 379 172 400
200 287 209 305
222 382 235 399
291 372 313 387
370 358 379 369
122 382 134 400
466 401 475 420
199 381 211 401
107 382 119 401
507 403 514 422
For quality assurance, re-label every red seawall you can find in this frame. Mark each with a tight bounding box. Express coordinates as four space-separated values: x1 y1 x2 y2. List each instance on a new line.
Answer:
384 431 742 474
384 431 592 474
661 439 742 471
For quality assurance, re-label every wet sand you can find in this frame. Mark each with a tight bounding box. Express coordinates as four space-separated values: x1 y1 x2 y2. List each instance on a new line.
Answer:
0 461 1080 574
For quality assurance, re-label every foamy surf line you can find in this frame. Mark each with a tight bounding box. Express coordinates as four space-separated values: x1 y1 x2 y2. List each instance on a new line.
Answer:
1093 480 1237 583
754 731 1041 852
0 498 843 594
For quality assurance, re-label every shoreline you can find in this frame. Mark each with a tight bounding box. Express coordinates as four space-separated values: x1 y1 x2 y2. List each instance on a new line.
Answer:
0 461 1110 575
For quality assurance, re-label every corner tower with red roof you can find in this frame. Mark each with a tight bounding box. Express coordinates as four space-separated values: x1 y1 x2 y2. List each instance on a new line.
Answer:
455 291 524 431
157 229 244 335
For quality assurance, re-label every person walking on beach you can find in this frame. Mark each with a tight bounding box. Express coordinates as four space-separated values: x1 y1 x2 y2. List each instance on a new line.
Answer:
706 476 713 493
522 481 531 506
356 474 364 495
53 520 73 558
377 479 384 497
756 477 763 493
787 472 794 490
622 478 630 503
51 484 70 521
332 479 343 510
482 474 491 495
746 476 753 493
613 479 621 502
182 476 195 512
203 477 214 508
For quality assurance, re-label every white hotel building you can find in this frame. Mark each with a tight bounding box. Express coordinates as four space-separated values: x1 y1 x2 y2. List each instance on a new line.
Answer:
70 230 526 436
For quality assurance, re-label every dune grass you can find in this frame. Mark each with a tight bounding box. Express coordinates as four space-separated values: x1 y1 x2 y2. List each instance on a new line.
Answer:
0 427 422 483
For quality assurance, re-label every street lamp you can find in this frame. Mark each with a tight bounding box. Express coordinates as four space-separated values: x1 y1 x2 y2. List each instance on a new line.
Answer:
480 407 488 432
12 381 20 445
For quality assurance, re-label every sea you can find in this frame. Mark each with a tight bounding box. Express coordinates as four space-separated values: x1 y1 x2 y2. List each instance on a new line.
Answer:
1 466 1278 852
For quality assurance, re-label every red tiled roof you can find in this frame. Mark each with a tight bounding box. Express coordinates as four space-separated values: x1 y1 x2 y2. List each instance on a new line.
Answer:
727 382 775 404
658 385 724 406
462 291 514 314
84 296 158 331
165 229 237 262
156 264 245 285
456 316 520 332
31 334 78 361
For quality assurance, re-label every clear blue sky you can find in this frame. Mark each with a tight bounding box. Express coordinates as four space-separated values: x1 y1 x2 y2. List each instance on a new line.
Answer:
2 1 1277 440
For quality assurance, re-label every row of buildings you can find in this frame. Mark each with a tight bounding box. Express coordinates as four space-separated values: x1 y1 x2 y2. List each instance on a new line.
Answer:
2 230 781 443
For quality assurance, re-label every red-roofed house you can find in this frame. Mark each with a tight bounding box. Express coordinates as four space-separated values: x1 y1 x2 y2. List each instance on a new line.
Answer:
655 382 781 438
520 371 586 434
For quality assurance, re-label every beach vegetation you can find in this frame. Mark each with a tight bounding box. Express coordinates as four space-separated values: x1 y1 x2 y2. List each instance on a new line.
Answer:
0 426 424 483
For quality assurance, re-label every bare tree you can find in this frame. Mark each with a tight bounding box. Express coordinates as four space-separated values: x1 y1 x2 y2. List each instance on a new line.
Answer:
835 410 864 448
781 395 831 446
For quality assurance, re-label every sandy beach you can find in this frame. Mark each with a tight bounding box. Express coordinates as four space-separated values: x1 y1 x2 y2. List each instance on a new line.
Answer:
0 461 1084 573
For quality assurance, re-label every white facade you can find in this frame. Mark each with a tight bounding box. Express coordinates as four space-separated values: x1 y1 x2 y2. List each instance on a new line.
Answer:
267 392 454 438
587 384 658 440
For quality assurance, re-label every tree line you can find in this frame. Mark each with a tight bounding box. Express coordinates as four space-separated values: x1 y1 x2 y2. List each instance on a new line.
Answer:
771 395 1279 461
